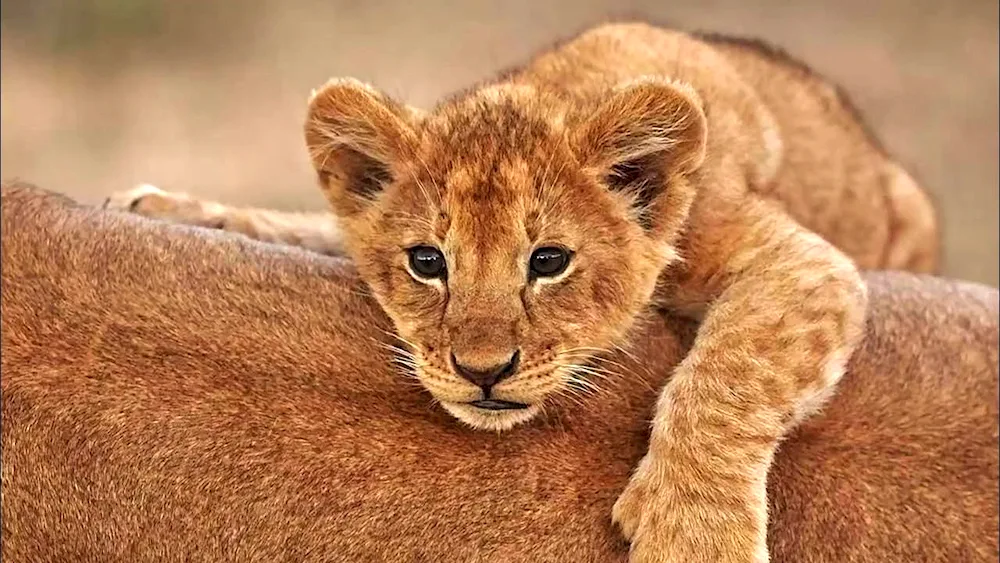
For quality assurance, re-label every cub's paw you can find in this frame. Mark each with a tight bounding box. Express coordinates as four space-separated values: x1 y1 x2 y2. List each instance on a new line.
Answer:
104 183 177 213
103 184 223 228
612 448 769 563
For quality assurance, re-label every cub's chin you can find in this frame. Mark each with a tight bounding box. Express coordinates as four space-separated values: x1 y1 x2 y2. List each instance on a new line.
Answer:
441 401 543 432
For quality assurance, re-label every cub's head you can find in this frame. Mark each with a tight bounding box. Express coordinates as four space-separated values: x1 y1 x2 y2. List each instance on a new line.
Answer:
305 77 706 430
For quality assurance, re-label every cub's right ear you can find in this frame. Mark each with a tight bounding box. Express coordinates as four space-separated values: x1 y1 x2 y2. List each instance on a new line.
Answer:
305 78 419 216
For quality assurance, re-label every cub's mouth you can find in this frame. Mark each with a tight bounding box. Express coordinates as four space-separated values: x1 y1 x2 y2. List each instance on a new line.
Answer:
468 399 530 411
440 400 543 431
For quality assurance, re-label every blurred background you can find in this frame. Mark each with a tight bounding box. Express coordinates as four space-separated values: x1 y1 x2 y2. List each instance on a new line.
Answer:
2 0 997 285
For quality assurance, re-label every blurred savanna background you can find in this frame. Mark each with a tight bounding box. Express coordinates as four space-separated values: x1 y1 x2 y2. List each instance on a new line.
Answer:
1 0 997 285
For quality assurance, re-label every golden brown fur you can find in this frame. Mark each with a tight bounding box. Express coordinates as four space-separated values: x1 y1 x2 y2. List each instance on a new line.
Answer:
109 27 938 273
2 184 994 562
105 24 941 561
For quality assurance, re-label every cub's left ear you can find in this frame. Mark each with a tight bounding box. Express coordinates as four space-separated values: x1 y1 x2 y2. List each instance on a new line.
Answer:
572 78 707 223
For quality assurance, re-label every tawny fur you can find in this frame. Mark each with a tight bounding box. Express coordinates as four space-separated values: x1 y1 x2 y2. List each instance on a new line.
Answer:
2 184 995 563
105 24 940 562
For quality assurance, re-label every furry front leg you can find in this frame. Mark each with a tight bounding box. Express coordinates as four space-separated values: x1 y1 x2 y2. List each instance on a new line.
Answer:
613 368 780 563
614 198 868 563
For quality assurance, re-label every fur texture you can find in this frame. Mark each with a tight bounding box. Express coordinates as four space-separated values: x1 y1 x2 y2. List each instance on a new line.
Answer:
104 24 941 562
2 184 994 563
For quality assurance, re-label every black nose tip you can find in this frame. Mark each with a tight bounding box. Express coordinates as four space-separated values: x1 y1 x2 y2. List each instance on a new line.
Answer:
452 350 520 391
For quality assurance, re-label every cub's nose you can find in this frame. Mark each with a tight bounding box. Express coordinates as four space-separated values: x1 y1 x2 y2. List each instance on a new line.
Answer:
451 350 521 391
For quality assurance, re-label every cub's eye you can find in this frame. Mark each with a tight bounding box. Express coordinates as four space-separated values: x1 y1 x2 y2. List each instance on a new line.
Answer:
529 246 571 278
407 245 447 279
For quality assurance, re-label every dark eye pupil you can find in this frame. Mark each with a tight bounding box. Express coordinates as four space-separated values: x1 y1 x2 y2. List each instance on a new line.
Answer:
530 247 569 277
408 246 446 278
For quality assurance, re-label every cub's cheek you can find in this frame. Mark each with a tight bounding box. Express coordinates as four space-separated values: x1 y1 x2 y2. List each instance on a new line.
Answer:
529 288 597 328
385 297 447 331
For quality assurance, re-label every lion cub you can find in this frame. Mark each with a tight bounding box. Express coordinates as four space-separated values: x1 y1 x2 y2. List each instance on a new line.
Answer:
108 23 938 563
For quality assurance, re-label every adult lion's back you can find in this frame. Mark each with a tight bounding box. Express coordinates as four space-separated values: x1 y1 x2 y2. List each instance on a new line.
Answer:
1 184 993 562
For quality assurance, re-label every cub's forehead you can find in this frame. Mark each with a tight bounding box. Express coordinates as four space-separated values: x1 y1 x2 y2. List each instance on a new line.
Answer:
393 139 597 239
436 161 534 235
443 159 535 202
417 92 561 167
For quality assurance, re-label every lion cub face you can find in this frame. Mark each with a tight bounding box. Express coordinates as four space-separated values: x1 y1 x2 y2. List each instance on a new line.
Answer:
305 78 706 430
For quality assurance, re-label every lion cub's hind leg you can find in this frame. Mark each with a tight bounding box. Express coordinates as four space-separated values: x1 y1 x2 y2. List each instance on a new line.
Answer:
104 184 347 256
104 184 227 228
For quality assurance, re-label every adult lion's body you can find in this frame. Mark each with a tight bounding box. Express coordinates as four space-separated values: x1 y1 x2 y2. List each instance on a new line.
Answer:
2 184 995 562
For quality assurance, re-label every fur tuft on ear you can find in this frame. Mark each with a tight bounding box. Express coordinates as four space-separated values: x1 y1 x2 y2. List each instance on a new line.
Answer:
305 78 420 216
573 78 707 228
